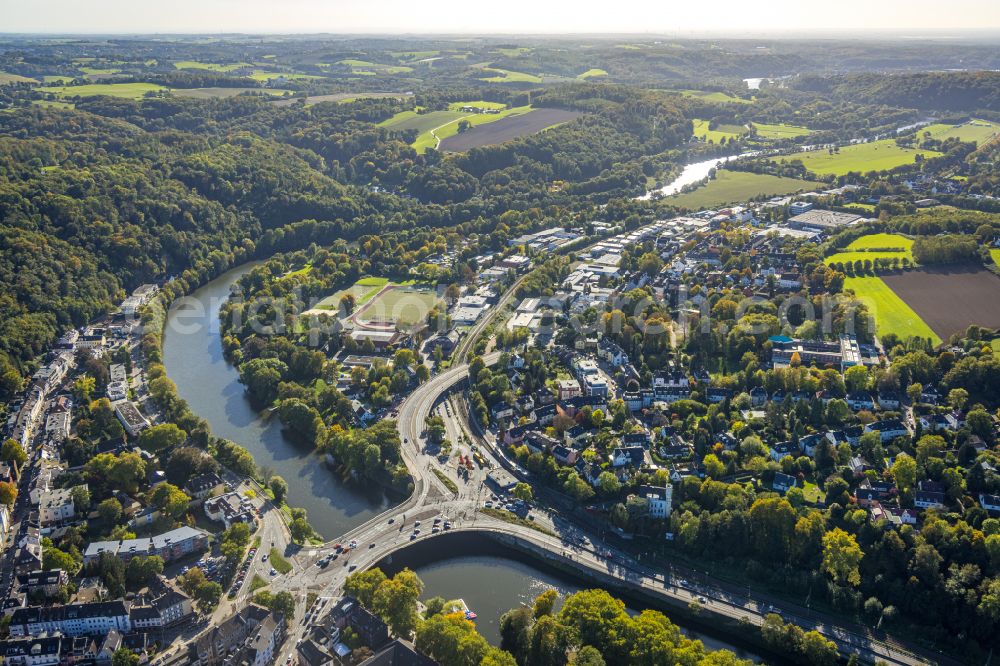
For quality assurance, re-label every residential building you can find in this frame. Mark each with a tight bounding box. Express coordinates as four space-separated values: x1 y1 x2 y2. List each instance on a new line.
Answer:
83 526 209 565
185 473 225 502
38 487 77 527
0 636 63 666
637 484 673 519
112 401 149 437
8 601 131 637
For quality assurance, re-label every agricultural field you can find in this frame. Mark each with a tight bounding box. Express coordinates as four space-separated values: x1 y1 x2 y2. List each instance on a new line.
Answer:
577 68 608 79
750 122 813 140
692 119 746 143
337 59 413 75
381 102 534 152
775 140 943 177
248 71 324 82
379 109 466 133
38 82 168 99
663 171 822 210
0 71 38 84
918 119 1000 145
825 233 915 266
439 108 584 151
843 276 941 345
881 265 1000 340
480 68 542 83
173 87 291 99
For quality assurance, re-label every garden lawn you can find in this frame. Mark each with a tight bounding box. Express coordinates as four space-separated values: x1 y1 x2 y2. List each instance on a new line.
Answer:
775 140 943 177
664 171 822 210
843 276 941 345
38 82 168 99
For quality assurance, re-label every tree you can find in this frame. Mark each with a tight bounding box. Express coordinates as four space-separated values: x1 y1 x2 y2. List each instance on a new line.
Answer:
150 483 191 519
165 446 219 486
1 438 27 470
533 589 557 618
339 293 357 316
125 556 164 590
73 376 96 403
0 480 18 507
70 485 91 512
891 453 917 498
512 483 533 502
138 423 186 453
748 497 797 560
255 590 296 621
702 453 725 478
597 471 621 495
111 648 139 666
906 382 923 405
947 387 969 412
821 528 863 587
97 498 123 525
345 568 387 608
844 365 868 393
372 569 424 638
269 475 288 504
290 517 314 544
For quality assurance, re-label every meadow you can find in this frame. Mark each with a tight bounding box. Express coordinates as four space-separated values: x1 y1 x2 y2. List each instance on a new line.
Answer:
380 102 532 153
751 122 813 140
577 68 609 79
0 71 38 84
663 171 822 210
38 82 168 99
775 140 943 177
692 119 746 143
918 120 999 145
669 89 751 104
825 233 915 266
173 87 290 99
480 68 542 83
173 61 251 71
843 276 941 345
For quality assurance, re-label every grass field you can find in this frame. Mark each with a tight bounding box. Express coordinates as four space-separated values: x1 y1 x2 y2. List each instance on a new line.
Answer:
693 119 746 143
248 71 324 82
751 122 813 140
0 71 38 84
439 108 583 152
776 140 943 177
39 82 168 99
268 548 292 574
416 104 531 152
991 248 1000 267
843 276 941 345
918 120 999 145
577 68 609 79
310 277 389 313
337 59 413 75
379 109 466 133
844 203 876 213
663 171 822 210
481 68 542 83
825 233 915 266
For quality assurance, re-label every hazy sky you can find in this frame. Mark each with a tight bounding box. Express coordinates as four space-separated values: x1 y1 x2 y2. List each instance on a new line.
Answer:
3 0 999 34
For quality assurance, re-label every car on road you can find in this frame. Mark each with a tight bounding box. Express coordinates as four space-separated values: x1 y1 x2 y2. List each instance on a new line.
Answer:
698 596 707 603
414 521 421 527
262 554 268 562
388 518 395 524
368 542 375 549
270 568 278 576
432 527 440 533
410 534 417 540
348 564 357 571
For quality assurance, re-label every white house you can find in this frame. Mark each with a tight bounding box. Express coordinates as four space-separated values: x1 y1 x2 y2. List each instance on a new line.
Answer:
637 485 673 519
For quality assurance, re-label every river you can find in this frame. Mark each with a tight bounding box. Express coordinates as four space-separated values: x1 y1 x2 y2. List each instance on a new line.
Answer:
163 267 761 661
639 153 749 201
161 263 395 539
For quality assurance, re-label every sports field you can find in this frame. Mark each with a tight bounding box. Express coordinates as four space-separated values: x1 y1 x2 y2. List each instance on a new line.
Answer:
306 277 389 315
751 122 813 140
358 284 441 326
693 119 746 143
825 233 915 266
663 171 822 210
843 276 941 345
776 140 943 177
918 120 999 145
38 82 168 99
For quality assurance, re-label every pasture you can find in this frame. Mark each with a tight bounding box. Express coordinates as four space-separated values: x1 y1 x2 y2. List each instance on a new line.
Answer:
378 109 466 133
337 59 413 75
692 119 746 143
663 171 822 210
271 92 410 107
751 122 813 140
881 264 1000 340
825 233 915 266
669 89 751 104
843 276 940 345
918 120 999 145
38 82 168 99
439 108 584 152
173 61 251 71
577 68 608 79
775 140 943 177
173 87 290 99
